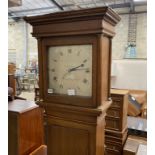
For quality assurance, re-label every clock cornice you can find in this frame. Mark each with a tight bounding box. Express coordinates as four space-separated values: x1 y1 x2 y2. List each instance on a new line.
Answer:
24 7 121 37
24 7 120 26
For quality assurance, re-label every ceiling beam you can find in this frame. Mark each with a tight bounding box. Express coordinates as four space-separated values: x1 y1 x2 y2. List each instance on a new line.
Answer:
119 10 147 15
9 1 146 14
8 12 21 21
9 6 57 14
8 1 147 18
49 0 64 10
109 3 130 9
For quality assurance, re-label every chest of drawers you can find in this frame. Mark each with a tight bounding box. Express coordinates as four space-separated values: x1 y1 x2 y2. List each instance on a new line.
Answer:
105 89 129 155
106 89 128 131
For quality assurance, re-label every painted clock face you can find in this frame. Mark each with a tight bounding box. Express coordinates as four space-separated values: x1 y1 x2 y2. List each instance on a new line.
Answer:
47 44 92 97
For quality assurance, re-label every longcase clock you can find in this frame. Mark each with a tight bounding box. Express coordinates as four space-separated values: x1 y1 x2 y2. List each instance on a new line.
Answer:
25 7 120 155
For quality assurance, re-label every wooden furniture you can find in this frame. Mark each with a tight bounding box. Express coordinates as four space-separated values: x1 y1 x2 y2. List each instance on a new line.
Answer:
8 63 16 74
8 74 16 96
105 89 129 155
128 90 147 118
34 86 40 101
29 145 47 155
25 7 120 155
106 89 129 131
8 100 44 155
123 135 147 155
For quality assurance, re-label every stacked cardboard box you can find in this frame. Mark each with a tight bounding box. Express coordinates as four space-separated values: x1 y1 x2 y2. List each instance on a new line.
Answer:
136 144 147 155
105 89 129 155
123 135 147 155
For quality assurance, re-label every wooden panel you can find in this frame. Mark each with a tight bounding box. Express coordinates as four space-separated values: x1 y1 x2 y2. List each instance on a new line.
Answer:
105 130 128 145
106 116 120 130
45 113 97 155
105 128 128 138
47 125 89 155
106 107 120 117
8 74 16 96
37 38 44 101
8 113 19 155
34 19 102 36
8 63 16 74
19 108 44 155
24 7 120 37
110 96 123 108
105 148 121 155
97 35 111 103
8 100 44 155
29 145 47 155
105 141 122 152
96 113 106 155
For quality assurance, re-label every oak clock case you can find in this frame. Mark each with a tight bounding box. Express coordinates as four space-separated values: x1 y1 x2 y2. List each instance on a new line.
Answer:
24 6 120 155
42 36 97 107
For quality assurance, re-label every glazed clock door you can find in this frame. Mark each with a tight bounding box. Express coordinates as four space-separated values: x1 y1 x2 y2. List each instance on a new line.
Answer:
48 44 92 96
42 36 97 107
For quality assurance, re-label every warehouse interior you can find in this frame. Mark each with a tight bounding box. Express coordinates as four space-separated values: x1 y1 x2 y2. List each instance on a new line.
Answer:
7 0 149 155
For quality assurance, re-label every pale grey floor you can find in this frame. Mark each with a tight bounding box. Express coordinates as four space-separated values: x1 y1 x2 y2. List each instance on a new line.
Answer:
19 90 35 101
18 81 38 101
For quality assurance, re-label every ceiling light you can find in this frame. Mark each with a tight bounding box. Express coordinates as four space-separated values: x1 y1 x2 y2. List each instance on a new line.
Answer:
133 0 146 2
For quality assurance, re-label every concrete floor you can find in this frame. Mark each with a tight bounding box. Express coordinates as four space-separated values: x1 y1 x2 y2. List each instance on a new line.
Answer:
19 90 35 101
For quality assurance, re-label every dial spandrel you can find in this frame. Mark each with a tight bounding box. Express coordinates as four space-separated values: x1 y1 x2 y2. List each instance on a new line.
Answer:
48 45 92 97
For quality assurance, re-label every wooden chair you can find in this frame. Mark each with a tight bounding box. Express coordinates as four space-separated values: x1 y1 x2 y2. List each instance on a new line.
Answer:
20 75 31 91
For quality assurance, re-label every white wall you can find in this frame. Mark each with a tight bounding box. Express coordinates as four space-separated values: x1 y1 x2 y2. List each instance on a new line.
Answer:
8 20 38 67
111 59 147 90
8 21 25 66
111 13 147 90
112 13 147 59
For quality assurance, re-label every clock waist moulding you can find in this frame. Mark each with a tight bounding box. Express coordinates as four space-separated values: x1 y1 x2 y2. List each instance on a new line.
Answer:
25 7 120 155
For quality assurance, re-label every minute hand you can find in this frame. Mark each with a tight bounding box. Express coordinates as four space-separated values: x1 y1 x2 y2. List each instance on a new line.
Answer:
68 64 84 72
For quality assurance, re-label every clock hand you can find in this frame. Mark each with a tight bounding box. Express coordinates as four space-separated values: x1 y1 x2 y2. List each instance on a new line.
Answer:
62 68 90 79
62 64 86 79
68 64 84 72
83 59 88 63
70 68 89 71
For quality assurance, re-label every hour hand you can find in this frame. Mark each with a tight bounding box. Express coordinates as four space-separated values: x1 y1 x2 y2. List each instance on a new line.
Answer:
72 68 90 72
68 64 84 72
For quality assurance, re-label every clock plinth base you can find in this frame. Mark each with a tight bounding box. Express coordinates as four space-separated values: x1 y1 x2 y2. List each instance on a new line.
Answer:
43 100 112 155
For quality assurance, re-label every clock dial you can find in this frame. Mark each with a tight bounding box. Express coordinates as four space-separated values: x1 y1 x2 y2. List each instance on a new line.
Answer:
48 44 92 96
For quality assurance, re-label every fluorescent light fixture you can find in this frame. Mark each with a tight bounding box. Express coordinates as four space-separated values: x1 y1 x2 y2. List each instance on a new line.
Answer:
133 0 146 2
